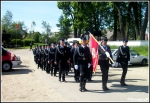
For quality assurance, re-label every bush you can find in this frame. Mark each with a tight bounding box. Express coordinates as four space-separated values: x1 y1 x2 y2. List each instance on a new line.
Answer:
109 45 148 56
10 39 23 46
22 39 34 46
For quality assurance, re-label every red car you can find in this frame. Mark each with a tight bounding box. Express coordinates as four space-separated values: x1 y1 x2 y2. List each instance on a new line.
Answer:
1 46 22 72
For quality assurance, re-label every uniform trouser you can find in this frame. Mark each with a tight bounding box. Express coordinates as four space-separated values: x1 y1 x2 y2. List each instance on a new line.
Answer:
58 60 66 81
51 62 58 76
34 56 37 64
120 61 128 81
74 67 80 81
99 60 109 82
46 62 50 73
66 63 70 75
37 60 41 68
79 64 88 83
87 65 93 80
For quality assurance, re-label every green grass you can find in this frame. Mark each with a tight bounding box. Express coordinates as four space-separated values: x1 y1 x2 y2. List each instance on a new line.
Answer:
109 45 149 57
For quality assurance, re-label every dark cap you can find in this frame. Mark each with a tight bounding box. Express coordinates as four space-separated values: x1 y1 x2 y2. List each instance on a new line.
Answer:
102 37 108 41
51 42 56 45
81 37 87 41
74 40 79 44
65 42 68 45
60 38 64 42
123 39 128 42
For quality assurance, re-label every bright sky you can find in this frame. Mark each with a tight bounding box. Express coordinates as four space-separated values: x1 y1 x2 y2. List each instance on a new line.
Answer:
1 1 63 33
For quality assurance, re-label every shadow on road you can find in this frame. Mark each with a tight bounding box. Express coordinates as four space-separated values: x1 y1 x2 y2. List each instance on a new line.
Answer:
2 65 33 75
87 84 148 93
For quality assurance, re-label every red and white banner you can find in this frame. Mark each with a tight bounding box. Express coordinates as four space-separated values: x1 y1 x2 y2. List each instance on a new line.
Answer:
89 34 99 73
15 24 18 30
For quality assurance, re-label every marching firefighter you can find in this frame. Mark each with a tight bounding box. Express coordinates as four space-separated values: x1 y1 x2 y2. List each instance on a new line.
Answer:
73 37 92 92
54 39 70 82
98 37 115 91
115 39 130 86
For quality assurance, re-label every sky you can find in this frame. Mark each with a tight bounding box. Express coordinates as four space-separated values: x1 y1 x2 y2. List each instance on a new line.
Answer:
1 1 63 33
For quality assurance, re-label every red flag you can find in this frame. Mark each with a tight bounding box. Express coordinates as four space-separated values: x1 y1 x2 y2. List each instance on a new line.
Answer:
15 24 18 30
89 34 99 73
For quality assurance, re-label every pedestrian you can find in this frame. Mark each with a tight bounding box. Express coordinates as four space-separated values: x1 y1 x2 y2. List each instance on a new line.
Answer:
115 39 130 86
70 41 80 82
40 45 45 71
49 42 58 76
29 43 32 51
54 39 70 82
98 37 115 91
37 45 41 69
73 37 92 92
44 44 49 73
64 42 71 76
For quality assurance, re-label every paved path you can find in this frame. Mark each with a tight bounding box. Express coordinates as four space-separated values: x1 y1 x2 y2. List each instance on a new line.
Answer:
2 49 149 102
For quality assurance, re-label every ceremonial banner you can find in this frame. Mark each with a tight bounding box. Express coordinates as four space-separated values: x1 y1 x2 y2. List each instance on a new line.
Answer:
15 24 18 30
89 34 99 73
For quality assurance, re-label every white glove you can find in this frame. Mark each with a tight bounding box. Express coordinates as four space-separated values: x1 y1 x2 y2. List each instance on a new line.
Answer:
88 63 91 68
111 63 115 67
115 62 119 67
128 61 130 65
74 65 78 70
105 52 110 57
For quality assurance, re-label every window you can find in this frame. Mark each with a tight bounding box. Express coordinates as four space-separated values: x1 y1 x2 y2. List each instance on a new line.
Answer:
130 50 137 56
114 50 118 56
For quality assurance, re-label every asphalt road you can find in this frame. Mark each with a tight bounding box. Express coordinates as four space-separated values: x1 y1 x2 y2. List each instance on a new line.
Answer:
2 49 149 102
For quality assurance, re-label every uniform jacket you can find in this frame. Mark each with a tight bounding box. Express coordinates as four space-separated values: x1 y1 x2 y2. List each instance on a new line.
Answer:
98 44 113 64
116 45 130 63
54 45 70 63
73 45 92 65
48 47 56 62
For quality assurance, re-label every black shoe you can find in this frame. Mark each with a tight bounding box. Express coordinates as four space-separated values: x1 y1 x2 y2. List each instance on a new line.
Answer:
120 81 128 86
62 80 66 82
102 87 109 91
59 79 61 82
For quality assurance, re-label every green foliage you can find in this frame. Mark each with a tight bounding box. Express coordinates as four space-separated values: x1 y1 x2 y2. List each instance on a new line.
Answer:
109 45 148 56
22 39 34 46
10 39 23 46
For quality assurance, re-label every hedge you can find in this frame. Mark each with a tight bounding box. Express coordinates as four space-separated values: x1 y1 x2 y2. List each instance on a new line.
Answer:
22 39 34 46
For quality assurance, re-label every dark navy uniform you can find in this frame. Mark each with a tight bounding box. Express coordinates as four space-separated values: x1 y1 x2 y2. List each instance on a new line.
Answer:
74 37 92 92
36 46 41 69
40 46 45 70
54 39 70 82
44 45 49 73
33 45 38 64
116 39 130 86
48 42 57 76
98 37 113 91
70 41 80 82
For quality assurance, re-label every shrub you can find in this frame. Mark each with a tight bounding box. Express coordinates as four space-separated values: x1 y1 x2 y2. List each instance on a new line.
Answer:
22 39 34 46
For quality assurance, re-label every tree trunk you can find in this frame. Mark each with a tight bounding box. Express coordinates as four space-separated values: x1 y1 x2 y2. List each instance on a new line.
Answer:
78 28 81 38
114 3 125 39
125 2 132 40
74 27 77 38
113 4 117 41
140 6 148 40
132 2 140 40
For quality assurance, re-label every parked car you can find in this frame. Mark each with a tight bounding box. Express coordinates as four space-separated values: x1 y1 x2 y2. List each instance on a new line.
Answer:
1 46 22 71
111 49 148 66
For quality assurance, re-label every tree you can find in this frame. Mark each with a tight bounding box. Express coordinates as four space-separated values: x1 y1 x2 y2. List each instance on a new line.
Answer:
41 21 51 36
1 10 13 31
56 14 72 39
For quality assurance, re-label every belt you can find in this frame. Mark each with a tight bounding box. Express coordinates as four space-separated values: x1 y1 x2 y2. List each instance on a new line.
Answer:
99 58 109 60
119 56 127 58
78 58 88 60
